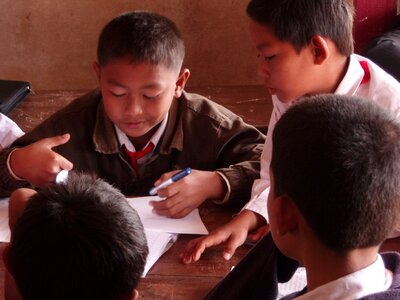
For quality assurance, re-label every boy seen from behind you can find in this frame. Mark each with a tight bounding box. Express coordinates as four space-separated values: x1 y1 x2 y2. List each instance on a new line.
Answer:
0 12 264 218
3 172 148 300
182 0 400 264
206 94 400 299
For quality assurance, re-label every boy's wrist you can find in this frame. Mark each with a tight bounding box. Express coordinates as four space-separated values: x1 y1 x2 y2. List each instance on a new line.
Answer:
212 171 230 204
7 148 25 181
238 209 267 232
207 171 228 201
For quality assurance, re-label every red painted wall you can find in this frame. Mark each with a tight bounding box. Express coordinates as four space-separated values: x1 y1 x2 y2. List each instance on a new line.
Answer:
353 0 398 53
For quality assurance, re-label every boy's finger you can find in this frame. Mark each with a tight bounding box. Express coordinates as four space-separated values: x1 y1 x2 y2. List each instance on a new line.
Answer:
154 169 182 185
191 232 227 261
181 239 204 264
57 154 74 171
41 133 71 148
150 197 176 210
222 235 245 261
152 202 186 218
247 224 270 242
170 207 192 218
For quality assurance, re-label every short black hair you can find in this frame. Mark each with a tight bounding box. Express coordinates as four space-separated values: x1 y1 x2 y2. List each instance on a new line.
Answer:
271 94 400 252
9 172 148 300
247 0 354 55
97 11 185 72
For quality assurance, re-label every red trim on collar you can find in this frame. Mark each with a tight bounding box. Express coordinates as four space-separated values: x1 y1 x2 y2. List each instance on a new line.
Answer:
359 60 370 84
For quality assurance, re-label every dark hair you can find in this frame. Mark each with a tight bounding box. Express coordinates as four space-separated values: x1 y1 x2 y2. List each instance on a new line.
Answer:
246 0 354 55
271 94 400 252
9 172 148 300
97 11 185 72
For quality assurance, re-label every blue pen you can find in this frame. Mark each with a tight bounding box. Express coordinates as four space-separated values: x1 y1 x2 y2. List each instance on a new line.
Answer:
149 168 192 195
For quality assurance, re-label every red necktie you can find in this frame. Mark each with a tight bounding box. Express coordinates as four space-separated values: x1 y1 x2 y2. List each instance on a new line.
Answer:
123 143 154 177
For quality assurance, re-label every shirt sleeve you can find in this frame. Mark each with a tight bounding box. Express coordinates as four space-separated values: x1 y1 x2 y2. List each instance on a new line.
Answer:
0 113 24 149
242 105 279 223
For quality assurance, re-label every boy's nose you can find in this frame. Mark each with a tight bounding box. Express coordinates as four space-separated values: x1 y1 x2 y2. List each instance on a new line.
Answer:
125 96 143 115
258 63 270 79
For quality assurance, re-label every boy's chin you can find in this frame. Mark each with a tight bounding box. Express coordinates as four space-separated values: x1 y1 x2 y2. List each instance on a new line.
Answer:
275 92 303 104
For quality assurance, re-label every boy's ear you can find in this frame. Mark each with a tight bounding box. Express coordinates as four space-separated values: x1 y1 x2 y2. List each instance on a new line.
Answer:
274 195 299 236
92 61 101 80
174 68 190 98
310 35 330 65
122 289 139 300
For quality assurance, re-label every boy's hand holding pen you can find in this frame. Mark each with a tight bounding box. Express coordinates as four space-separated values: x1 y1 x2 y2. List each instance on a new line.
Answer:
149 168 192 196
149 168 227 218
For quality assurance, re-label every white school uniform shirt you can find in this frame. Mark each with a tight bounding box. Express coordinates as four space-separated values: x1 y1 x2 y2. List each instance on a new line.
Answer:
295 254 393 300
243 54 400 224
0 113 24 149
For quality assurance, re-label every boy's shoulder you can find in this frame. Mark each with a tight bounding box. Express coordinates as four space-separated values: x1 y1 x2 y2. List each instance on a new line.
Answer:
37 89 103 132
356 252 400 299
338 54 400 117
179 91 245 126
12 89 103 146
52 89 102 118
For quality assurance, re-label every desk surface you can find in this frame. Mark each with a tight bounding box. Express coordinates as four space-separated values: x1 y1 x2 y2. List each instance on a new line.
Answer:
2 86 400 299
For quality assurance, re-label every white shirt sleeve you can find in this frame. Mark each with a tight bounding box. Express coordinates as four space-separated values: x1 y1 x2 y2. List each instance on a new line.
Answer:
0 113 24 149
241 105 279 222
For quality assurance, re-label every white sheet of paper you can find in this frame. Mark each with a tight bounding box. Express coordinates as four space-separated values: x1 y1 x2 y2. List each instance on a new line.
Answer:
127 196 208 235
143 230 177 277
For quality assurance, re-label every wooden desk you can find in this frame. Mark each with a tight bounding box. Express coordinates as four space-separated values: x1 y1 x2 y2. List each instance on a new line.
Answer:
8 86 272 134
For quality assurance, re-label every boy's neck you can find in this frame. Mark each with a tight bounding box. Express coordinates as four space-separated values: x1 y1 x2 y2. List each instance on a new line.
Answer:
129 122 162 150
302 245 379 292
315 53 350 96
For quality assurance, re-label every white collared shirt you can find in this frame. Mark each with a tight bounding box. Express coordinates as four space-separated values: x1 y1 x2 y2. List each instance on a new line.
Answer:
0 113 24 149
244 54 400 223
115 114 168 165
296 254 393 300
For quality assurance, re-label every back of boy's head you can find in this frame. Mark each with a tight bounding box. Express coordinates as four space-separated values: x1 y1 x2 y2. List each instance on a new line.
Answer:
9 172 148 300
97 11 185 72
271 94 400 252
246 0 354 56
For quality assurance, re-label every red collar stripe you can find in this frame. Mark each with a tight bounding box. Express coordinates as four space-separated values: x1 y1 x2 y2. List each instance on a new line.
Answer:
359 60 371 84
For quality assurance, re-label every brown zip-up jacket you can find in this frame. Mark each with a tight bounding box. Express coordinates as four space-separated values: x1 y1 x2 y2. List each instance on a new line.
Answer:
0 90 265 207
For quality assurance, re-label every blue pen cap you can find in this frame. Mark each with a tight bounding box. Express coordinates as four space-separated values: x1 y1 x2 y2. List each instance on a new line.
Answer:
172 168 192 181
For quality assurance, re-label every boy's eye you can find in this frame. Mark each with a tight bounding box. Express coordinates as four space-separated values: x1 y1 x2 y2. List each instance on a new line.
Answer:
257 53 275 61
143 94 160 100
264 55 275 61
110 91 126 97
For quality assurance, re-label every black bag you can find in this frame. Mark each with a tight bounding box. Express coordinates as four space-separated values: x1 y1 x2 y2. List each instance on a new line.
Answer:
0 80 31 115
363 16 400 82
